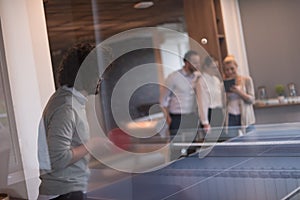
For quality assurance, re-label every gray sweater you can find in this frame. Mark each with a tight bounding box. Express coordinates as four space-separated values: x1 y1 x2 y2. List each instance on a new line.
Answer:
39 87 90 195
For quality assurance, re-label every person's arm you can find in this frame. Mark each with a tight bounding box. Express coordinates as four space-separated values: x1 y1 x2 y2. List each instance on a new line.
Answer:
69 145 89 164
160 89 172 126
195 76 211 133
160 106 172 126
160 75 174 125
231 76 255 104
220 80 226 107
70 137 104 165
47 107 93 169
46 107 77 169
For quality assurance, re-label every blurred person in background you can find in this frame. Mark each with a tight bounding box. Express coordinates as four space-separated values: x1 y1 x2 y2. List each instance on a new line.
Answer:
160 50 201 137
222 55 255 137
195 56 224 140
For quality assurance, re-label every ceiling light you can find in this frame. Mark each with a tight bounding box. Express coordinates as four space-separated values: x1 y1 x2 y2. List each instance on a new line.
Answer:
134 1 154 9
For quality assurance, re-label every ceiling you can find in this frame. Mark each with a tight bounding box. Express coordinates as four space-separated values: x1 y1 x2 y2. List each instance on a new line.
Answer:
43 0 185 54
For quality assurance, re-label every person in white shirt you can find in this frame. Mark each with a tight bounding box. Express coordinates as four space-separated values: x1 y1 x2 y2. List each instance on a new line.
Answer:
160 50 200 136
195 56 224 137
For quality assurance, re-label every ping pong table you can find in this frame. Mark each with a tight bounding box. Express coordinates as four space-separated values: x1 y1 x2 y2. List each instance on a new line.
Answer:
87 123 300 200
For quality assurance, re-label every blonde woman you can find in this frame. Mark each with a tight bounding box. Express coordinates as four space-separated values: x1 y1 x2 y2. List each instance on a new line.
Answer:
223 55 255 137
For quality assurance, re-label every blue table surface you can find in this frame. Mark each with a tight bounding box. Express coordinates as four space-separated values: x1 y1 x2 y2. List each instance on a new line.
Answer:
88 126 300 200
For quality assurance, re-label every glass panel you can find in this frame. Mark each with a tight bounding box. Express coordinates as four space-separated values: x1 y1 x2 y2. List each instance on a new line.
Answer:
0 20 21 173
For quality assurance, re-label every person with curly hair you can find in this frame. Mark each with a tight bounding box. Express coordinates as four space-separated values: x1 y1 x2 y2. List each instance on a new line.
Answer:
38 42 104 200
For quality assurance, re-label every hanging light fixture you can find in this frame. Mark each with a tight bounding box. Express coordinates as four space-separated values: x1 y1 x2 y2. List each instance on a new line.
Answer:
133 1 154 9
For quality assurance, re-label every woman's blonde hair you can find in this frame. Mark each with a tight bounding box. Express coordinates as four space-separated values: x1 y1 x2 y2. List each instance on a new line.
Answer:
223 55 238 67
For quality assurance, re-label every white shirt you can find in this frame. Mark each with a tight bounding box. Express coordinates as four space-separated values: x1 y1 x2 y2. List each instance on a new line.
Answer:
195 72 223 124
160 69 196 114
227 90 241 115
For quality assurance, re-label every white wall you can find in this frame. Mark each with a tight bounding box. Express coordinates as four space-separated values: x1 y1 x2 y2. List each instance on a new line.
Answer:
0 0 55 199
159 32 189 78
220 0 249 76
238 0 300 98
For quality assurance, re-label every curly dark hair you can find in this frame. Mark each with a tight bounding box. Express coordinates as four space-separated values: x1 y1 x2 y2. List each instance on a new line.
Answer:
57 42 95 88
